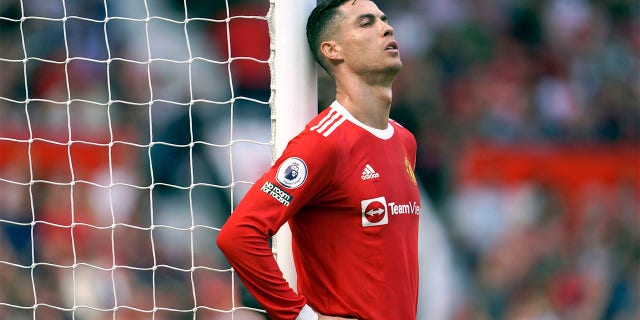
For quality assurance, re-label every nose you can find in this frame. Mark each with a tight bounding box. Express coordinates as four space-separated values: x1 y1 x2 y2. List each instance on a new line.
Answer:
382 21 394 37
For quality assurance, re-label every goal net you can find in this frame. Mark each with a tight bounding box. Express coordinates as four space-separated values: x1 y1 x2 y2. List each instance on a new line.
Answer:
0 0 315 319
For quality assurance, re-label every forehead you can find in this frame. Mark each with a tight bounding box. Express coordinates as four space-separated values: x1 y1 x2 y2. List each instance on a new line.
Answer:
338 0 384 21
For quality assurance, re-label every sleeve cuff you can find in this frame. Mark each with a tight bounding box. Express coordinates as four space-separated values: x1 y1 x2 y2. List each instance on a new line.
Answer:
296 304 318 320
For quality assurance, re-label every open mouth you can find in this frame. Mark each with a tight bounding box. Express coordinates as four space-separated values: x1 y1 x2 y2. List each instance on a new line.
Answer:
385 41 399 52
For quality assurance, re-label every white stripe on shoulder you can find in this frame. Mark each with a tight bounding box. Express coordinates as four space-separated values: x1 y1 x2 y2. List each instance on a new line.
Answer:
310 109 337 132
312 112 345 136
316 112 342 134
321 116 347 137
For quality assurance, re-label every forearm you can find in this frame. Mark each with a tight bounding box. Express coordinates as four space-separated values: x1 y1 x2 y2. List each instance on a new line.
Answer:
217 219 306 319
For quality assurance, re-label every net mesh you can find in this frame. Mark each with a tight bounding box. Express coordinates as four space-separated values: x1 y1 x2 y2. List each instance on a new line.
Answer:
0 0 273 319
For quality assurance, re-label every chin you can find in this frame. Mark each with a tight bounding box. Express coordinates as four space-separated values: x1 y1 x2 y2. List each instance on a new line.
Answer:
388 60 403 75
395 59 403 70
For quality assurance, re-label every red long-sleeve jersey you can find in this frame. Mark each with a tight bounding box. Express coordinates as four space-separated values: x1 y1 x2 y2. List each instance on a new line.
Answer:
217 101 420 320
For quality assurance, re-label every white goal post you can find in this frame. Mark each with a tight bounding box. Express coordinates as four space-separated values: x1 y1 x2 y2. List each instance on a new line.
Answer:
270 0 318 294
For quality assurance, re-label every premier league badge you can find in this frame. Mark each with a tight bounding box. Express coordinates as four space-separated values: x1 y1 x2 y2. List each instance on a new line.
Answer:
276 157 308 189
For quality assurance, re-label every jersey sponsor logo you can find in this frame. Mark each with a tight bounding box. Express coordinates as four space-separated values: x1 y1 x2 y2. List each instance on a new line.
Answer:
361 196 388 227
310 109 346 137
276 157 308 189
261 181 293 206
361 163 380 180
361 197 421 227
388 201 421 215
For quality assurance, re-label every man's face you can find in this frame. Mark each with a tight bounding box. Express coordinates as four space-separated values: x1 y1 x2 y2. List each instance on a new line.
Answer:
333 0 402 76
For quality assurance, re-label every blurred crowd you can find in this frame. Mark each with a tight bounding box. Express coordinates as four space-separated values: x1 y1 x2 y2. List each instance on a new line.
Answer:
0 0 638 319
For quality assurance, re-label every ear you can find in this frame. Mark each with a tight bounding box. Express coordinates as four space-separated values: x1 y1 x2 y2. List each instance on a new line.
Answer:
320 40 343 63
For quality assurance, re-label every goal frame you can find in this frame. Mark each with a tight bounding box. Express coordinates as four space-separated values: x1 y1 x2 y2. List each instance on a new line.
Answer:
270 0 318 293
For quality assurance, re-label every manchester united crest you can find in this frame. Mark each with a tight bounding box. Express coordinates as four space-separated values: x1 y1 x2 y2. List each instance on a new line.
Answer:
405 157 417 185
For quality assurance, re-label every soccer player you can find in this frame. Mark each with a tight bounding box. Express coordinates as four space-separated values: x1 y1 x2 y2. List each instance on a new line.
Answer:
216 0 420 319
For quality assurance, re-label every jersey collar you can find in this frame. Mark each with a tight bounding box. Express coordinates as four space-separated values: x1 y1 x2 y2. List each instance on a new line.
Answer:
330 100 395 140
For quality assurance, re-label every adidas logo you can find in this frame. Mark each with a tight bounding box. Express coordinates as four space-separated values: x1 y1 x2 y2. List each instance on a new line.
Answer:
361 164 380 180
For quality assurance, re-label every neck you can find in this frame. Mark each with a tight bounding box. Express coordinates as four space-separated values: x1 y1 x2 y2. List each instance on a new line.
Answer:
333 72 395 130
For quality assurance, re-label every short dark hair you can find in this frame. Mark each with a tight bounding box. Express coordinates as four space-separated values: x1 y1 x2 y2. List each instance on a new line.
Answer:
306 0 352 74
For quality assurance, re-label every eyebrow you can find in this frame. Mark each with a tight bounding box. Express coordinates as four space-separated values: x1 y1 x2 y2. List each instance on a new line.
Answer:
356 13 388 23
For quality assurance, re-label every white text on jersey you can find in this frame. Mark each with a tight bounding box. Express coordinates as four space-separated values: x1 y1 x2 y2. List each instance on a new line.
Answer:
387 201 421 215
261 181 293 206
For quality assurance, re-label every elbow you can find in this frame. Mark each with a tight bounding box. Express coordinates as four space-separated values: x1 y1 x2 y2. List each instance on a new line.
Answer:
216 224 235 255
217 220 252 257
217 216 270 259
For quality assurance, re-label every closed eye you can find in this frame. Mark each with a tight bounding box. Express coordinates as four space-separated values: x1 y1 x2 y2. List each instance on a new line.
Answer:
357 13 389 28
358 15 374 27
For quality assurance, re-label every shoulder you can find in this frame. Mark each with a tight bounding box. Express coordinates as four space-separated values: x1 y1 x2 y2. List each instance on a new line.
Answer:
306 107 349 138
277 109 342 170
390 119 417 143
389 118 411 134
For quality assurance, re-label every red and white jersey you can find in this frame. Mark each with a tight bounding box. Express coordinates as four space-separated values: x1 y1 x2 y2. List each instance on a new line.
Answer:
217 101 420 320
